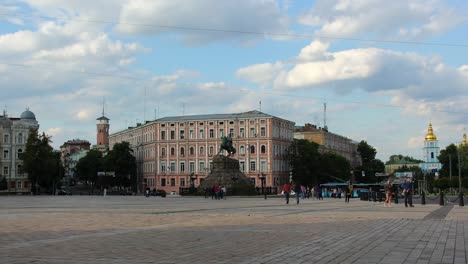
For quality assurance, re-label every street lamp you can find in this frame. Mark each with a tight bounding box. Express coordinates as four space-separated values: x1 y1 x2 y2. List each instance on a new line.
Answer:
457 144 464 206
258 173 266 199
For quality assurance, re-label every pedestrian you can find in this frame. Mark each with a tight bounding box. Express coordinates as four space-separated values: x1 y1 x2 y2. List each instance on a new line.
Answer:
345 184 352 203
294 183 301 204
103 187 107 197
211 186 216 200
221 186 227 200
402 177 414 208
384 179 393 207
282 182 292 204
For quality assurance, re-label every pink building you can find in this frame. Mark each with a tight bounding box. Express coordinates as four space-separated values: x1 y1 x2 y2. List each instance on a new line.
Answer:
109 110 295 194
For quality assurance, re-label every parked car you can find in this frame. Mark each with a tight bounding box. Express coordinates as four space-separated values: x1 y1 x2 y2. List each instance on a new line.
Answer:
151 189 166 197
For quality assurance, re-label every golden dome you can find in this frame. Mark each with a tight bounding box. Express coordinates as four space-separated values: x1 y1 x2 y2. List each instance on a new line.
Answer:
461 132 468 146
425 122 437 141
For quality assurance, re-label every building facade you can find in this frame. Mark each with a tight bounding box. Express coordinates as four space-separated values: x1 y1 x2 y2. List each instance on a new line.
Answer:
109 110 295 193
60 139 91 184
420 122 442 173
294 123 362 168
0 109 39 193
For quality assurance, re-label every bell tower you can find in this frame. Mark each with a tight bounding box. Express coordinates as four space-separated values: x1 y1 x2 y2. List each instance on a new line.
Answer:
421 122 441 172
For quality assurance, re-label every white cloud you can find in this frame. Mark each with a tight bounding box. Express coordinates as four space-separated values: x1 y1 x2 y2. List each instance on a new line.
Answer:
45 127 62 137
115 0 289 43
236 62 283 87
299 0 466 39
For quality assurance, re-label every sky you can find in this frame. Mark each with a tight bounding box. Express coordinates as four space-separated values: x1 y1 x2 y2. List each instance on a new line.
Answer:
0 0 467 162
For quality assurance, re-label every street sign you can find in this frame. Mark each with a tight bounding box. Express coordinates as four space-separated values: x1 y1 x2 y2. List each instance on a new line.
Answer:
375 173 389 177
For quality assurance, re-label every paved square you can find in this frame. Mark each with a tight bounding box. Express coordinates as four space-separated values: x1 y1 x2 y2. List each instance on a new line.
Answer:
1 196 467 263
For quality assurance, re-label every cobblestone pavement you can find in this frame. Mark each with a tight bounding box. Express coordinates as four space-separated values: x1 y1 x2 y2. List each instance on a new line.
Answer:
1 196 467 264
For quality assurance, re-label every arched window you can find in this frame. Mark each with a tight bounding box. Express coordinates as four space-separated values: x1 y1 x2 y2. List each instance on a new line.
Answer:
240 145 245 154
180 147 185 156
261 145 266 154
250 145 255 154
170 147 175 156
161 147 166 156
200 146 204 155
189 147 194 155
209 146 214 155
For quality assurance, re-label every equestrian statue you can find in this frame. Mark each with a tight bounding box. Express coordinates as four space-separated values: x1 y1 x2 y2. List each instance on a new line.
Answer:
218 136 236 156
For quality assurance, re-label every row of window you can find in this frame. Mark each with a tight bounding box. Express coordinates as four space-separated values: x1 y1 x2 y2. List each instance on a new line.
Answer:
159 160 267 173
160 127 267 140
2 133 25 144
2 164 24 176
159 144 267 157
2 149 23 159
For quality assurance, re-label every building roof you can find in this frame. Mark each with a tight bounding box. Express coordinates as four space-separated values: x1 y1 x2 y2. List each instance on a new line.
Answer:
157 110 275 122
96 116 109 121
20 109 36 120
425 122 437 141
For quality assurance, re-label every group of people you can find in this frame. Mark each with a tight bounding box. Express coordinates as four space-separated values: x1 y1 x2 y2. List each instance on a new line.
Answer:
384 177 414 208
204 185 227 200
281 183 319 204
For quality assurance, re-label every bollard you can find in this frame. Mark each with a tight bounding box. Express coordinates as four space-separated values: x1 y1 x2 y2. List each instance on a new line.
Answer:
394 192 398 204
460 192 465 207
421 191 426 205
439 191 444 206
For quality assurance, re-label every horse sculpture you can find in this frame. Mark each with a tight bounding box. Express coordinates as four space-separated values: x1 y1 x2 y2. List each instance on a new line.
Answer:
218 136 236 156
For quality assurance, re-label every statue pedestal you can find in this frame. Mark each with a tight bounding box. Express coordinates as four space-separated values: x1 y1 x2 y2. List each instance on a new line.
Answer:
200 155 255 195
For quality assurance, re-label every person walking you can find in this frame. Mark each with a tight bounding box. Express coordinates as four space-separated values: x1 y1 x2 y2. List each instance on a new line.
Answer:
345 184 352 203
294 183 301 204
402 177 414 208
384 179 393 207
282 182 292 204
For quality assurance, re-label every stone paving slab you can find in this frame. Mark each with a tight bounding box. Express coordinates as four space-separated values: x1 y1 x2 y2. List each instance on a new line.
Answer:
1 196 467 263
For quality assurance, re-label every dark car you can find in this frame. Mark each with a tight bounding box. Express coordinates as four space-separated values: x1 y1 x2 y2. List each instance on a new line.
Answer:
151 189 166 197
57 189 71 195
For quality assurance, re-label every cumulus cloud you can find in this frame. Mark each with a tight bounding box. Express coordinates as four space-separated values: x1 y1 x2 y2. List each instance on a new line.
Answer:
236 62 283 87
299 0 466 39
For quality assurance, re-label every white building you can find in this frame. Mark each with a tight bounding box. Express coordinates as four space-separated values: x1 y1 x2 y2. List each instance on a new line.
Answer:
420 122 442 173
0 109 39 193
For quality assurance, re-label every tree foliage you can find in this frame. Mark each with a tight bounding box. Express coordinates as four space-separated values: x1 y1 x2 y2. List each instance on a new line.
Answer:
22 129 63 194
104 142 136 190
75 149 103 189
287 139 351 185
386 154 423 164
356 140 385 183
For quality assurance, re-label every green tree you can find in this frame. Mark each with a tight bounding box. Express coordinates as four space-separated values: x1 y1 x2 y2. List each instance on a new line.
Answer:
316 153 351 183
356 140 385 183
438 144 458 177
75 149 103 192
22 129 63 194
286 139 320 185
104 142 136 190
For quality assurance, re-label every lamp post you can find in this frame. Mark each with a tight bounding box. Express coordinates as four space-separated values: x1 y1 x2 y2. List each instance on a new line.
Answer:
258 173 266 199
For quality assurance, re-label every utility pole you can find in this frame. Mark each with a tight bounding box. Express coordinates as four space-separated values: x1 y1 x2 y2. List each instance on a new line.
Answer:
449 154 452 194
458 147 462 193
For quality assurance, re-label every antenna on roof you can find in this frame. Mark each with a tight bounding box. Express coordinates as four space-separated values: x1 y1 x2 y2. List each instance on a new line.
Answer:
259 100 262 112
323 102 328 131
101 98 105 116
3 104 7 117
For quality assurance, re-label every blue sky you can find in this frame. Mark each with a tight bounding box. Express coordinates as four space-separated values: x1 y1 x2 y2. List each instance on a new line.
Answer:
0 0 467 162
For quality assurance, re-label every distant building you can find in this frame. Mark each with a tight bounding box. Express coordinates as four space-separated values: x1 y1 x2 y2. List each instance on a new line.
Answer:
0 109 39 193
60 139 91 184
385 160 420 174
93 110 110 153
420 122 442 173
294 123 362 168
109 110 295 193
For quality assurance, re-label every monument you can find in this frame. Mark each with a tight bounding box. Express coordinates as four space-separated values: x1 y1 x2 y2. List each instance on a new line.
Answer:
199 136 256 195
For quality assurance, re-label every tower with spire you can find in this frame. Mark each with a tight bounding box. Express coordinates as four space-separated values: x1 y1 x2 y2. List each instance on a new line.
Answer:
420 122 442 173
95 103 110 153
